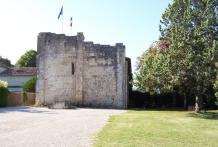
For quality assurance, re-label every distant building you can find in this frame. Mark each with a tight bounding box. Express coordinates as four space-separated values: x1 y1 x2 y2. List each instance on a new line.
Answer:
0 64 36 91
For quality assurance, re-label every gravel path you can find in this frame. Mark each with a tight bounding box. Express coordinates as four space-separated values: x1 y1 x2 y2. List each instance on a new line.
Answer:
0 106 126 147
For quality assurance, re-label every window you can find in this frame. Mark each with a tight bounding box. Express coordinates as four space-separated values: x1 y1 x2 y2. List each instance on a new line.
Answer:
72 63 75 75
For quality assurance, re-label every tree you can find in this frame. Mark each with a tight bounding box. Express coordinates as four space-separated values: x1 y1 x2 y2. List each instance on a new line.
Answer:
0 57 13 67
135 41 172 95
159 0 217 112
16 50 37 67
135 0 217 112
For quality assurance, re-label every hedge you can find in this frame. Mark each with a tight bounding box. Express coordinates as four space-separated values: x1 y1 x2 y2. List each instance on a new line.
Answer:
0 86 9 107
23 76 36 93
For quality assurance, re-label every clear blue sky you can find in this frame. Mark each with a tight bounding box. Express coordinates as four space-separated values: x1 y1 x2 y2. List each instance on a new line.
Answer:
0 0 172 71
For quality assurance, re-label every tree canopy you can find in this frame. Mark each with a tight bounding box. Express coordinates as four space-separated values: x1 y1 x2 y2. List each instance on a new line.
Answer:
16 50 37 67
135 0 217 112
0 57 13 67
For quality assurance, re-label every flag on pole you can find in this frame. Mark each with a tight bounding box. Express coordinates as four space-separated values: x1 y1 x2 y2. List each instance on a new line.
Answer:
70 17 72 27
58 6 63 19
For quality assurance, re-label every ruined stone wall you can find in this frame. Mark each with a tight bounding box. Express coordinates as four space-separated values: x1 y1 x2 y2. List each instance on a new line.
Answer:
82 42 127 108
36 32 128 109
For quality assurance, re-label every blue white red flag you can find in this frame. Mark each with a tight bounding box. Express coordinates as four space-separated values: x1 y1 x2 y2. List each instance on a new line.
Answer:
70 17 72 27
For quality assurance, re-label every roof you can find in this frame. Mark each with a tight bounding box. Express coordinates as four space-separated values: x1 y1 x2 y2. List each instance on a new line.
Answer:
0 65 36 76
11 67 36 76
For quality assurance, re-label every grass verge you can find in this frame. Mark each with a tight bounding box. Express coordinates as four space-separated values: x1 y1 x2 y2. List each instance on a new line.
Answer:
94 110 218 147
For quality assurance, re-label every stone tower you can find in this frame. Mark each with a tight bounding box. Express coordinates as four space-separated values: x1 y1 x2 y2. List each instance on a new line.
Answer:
36 32 130 109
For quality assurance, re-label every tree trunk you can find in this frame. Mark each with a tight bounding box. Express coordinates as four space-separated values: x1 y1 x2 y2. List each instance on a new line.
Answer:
184 93 187 110
173 93 176 107
195 95 203 113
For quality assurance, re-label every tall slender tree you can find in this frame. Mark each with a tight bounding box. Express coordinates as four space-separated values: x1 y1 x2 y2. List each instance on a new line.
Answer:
160 0 217 112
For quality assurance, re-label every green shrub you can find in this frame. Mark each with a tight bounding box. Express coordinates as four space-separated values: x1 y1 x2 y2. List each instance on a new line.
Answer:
23 76 36 92
0 80 9 107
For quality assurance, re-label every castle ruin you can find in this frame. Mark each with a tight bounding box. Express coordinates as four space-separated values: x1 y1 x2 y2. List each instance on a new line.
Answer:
36 32 131 109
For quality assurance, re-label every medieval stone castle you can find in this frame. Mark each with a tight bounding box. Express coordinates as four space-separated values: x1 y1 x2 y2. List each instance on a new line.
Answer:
36 32 131 109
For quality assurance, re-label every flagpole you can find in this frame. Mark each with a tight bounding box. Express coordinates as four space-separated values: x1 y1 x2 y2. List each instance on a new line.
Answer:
71 26 72 36
62 11 63 33
58 5 63 34
70 17 73 36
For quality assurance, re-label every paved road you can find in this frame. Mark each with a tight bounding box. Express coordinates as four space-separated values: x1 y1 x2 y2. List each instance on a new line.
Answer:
0 106 125 147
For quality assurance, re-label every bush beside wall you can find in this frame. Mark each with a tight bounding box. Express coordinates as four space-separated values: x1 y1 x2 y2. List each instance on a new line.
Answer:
0 80 9 107
0 86 9 107
23 76 36 92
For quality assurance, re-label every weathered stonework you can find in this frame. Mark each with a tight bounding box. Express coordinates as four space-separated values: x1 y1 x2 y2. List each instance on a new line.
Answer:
36 32 131 109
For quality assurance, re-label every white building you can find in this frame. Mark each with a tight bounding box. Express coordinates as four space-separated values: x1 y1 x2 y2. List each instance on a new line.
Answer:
0 64 36 92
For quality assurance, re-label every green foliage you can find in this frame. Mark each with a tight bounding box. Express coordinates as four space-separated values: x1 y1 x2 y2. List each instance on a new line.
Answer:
160 0 217 91
160 0 217 112
23 92 28 103
214 62 218 99
0 81 9 107
0 87 9 107
135 41 173 94
135 0 217 112
23 76 36 93
16 50 37 67
0 57 13 67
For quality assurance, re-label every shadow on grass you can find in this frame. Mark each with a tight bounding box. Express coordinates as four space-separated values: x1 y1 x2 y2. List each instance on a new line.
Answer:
129 107 186 111
187 112 218 120
0 106 56 114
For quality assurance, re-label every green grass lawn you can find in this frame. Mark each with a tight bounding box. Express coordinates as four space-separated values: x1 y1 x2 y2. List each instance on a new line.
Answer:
94 110 218 147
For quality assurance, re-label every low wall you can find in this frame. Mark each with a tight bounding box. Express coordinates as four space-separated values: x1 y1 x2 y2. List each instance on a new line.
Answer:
7 92 35 107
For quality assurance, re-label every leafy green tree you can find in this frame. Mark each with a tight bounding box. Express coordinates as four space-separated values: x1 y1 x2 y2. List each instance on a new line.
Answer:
0 57 13 67
159 0 217 112
16 50 37 67
135 41 171 94
135 0 217 112
135 39 191 108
